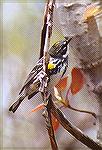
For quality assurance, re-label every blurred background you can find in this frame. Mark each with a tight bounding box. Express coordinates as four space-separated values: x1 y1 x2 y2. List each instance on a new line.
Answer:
1 0 102 150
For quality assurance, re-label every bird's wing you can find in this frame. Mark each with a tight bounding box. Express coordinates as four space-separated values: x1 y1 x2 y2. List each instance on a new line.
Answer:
19 57 43 94
28 91 39 99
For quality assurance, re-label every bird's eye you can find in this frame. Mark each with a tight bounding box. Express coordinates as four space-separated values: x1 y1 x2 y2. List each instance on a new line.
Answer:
63 41 66 45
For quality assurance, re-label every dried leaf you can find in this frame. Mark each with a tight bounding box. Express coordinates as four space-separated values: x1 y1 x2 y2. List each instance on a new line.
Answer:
31 103 45 112
55 76 68 91
30 103 60 131
51 114 60 131
71 68 85 95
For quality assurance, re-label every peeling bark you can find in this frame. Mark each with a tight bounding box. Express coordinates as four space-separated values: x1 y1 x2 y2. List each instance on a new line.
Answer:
56 1 102 145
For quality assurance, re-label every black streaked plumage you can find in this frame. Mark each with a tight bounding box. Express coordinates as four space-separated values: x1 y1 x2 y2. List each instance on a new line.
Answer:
9 38 72 113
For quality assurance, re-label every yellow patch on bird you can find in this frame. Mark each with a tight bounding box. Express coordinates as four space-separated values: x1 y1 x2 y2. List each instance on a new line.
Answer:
48 63 56 70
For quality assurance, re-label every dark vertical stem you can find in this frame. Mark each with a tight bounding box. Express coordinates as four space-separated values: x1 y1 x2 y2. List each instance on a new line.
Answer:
39 1 49 59
40 0 58 149
46 95 58 150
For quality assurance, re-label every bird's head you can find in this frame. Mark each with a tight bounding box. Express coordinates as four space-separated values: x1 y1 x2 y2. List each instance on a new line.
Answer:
49 38 72 59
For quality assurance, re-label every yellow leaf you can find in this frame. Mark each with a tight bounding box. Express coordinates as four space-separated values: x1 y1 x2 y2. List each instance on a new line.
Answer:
83 4 102 20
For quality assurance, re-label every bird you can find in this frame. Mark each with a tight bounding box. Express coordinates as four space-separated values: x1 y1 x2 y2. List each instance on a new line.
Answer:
9 38 72 113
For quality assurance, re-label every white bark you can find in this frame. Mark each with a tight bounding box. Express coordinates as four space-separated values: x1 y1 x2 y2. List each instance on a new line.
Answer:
56 0 102 145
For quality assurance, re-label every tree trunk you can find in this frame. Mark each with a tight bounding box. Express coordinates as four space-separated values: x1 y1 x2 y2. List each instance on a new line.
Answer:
56 0 102 146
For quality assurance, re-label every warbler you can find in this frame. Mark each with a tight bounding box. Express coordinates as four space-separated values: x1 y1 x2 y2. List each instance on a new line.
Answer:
9 38 72 113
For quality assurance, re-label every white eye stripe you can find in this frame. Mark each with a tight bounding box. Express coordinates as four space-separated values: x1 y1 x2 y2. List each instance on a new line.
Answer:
63 46 69 58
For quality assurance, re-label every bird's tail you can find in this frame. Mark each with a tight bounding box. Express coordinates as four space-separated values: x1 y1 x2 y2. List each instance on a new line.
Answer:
9 93 26 113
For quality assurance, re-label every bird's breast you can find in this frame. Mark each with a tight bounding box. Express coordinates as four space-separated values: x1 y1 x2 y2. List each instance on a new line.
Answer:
49 67 68 89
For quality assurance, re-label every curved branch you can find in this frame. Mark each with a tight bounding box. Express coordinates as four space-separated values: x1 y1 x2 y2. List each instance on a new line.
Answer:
50 98 102 150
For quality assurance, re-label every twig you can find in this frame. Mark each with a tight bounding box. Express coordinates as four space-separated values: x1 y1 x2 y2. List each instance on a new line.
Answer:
43 95 58 150
39 1 49 59
50 99 102 150
40 0 58 149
